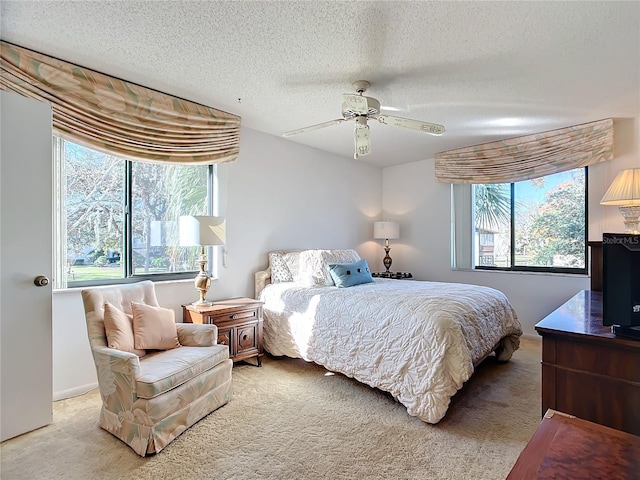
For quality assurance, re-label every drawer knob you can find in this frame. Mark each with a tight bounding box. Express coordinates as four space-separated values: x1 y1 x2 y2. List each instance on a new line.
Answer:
242 334 248 341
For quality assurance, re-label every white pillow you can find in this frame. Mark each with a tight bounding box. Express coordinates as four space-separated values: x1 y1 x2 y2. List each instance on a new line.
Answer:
283 252 300 279
295 249 361 287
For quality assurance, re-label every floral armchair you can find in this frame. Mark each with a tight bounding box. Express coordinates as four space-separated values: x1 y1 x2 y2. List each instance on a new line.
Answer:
81 281 232 456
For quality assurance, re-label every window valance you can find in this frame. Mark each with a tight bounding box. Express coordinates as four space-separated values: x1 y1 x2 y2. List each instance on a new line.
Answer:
0 41 240 164
435 118 614 184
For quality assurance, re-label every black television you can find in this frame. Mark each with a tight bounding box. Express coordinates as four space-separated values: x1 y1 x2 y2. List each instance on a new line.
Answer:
602 233 640 336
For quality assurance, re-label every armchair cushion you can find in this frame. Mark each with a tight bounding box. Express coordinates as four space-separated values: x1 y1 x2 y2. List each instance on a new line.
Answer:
103 301 146 356
136 344 229 399
176 323 218 347
131 302 180 351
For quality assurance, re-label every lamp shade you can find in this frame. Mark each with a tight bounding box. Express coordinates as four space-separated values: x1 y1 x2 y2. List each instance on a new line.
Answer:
600 168 640 206
373 221 400 240
179 216 226 246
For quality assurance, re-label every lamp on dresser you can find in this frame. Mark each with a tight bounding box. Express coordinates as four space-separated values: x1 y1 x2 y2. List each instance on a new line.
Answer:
373 221 400 273
179 215 226 306
600 168 640 234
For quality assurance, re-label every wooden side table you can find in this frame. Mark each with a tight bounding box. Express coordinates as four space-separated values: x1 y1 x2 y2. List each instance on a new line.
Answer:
183 298 264 366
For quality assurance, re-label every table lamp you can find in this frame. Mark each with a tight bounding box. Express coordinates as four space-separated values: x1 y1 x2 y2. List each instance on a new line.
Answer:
600 168 640 234
374 221 400 273
179 215 226 306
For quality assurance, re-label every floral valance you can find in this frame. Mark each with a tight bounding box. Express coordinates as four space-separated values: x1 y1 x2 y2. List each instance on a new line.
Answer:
435 118 614 184
0 41 240 164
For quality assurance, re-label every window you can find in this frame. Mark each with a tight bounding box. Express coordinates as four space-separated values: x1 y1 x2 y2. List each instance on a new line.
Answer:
452 167 587 274
54 138 218 288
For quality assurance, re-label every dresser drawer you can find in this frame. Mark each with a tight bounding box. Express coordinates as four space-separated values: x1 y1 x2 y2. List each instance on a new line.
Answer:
206 307 258 325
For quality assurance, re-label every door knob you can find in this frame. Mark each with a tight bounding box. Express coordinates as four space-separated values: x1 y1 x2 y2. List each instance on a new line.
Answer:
34 276 50 287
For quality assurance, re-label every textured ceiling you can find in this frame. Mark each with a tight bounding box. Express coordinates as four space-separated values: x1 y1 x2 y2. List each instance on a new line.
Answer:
1 1 639 168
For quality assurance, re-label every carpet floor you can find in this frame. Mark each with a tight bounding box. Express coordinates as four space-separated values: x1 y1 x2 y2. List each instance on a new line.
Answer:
0 338 541 480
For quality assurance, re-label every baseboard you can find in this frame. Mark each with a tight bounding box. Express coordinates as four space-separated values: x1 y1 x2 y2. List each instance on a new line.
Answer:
53 382 98 401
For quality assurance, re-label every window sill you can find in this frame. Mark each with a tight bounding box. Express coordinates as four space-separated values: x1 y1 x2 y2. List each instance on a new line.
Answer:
451 267 589 279
53 276 220 294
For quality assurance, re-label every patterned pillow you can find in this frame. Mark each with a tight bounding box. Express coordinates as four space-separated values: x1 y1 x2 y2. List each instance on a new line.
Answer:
269 252 302 283
269 253 293 283
295 249 361 287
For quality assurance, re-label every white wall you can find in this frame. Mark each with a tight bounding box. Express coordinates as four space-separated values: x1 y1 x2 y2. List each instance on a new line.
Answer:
52 118 639 398
381 117 639 338
52 127 382 399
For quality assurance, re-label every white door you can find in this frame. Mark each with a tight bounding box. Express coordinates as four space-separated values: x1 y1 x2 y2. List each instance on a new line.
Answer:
0 91 53 441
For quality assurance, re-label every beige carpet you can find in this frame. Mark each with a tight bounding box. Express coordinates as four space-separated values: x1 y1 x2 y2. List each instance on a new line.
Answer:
1 338 541 480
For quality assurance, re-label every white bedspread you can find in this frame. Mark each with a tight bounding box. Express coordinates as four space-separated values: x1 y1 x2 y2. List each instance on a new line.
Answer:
259 278 522 424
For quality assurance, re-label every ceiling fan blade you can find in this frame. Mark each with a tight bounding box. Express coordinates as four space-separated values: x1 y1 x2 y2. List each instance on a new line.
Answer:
343 94 369 115
282 118 346 137
354 124 371 159
377 115 446 135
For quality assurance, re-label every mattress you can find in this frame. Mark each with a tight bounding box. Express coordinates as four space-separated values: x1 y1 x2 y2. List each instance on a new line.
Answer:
259 278 522 423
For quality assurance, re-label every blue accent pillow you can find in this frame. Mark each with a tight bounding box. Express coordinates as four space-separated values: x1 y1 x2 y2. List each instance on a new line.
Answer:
329 259 374 288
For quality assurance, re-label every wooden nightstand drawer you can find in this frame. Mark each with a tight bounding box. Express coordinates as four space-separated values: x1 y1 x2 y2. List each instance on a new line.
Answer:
182 298 264 366
236 322 259 356
207 307 258 324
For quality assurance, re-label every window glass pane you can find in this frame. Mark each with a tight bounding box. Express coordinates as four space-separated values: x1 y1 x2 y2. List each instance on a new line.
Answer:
474 184 512 268
64 142 125 283
131 162 208 275
514 168 585 268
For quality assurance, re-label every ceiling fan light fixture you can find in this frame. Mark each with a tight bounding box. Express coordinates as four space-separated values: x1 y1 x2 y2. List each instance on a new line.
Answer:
354 124 370 159
343 95 380 118
282 79 445 159
355 116 368 128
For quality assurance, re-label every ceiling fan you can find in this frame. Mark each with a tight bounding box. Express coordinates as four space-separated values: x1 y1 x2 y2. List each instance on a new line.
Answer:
282 80 445 159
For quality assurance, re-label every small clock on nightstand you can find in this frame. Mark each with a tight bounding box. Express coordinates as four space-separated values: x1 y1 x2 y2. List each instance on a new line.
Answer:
182 298 264 366
371 272 413 279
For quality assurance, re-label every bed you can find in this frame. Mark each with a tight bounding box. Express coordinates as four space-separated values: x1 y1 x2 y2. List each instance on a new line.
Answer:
255 249 523 424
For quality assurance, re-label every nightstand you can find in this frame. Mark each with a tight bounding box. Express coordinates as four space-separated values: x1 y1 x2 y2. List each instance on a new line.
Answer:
182 298 264 366
371 272 413 279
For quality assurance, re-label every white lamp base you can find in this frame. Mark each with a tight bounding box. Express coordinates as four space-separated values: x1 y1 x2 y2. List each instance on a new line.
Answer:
619 205 640 234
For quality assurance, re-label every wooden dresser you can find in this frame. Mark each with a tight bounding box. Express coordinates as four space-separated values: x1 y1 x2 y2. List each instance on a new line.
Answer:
506 409 640 479
183 298 264 366
534 290 640 436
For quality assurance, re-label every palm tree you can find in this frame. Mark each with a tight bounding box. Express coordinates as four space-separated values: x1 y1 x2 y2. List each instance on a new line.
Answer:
163 164 209 272
474 184 511 231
